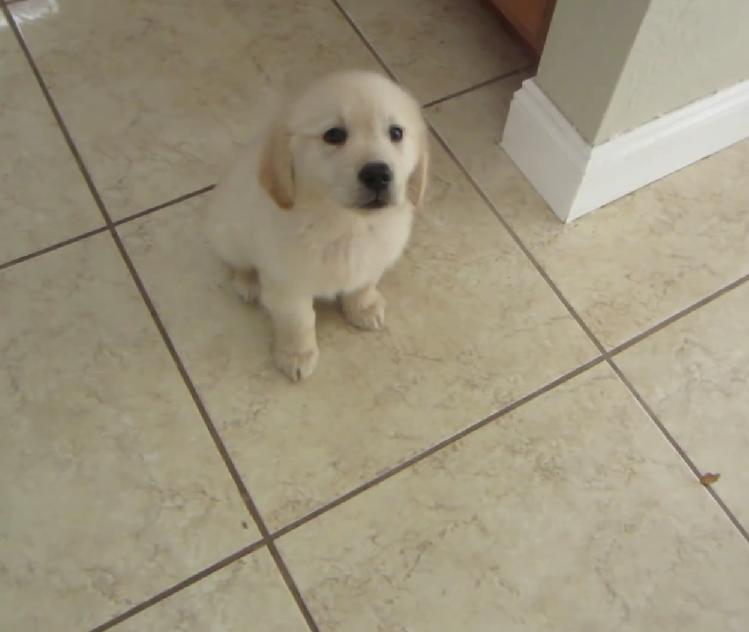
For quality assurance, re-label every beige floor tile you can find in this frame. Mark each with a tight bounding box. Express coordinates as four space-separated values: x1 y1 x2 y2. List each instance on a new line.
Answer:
428 76 749 349
0 235 257 631
279 364 749 632
10 0 381 220
339 0 529 104
119 141 597 530
616 283 749 528
113 550 307 632
0 12 101 264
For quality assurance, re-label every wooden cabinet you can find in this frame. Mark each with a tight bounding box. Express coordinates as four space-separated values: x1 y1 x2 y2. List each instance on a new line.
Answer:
488 0 557 59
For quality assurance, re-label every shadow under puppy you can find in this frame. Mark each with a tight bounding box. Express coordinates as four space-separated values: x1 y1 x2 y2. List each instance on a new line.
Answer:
206 70 429 381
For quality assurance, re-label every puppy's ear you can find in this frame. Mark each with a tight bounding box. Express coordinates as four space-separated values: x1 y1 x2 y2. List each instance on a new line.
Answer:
407 131 429 208
258 118 295 210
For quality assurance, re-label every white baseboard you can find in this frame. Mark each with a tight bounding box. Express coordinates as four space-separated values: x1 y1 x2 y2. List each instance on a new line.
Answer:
501 78 749 222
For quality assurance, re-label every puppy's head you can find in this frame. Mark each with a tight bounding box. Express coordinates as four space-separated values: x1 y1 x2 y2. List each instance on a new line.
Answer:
259 70 428 211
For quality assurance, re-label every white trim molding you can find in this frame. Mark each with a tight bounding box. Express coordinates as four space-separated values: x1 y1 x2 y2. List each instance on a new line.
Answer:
501 78 749 222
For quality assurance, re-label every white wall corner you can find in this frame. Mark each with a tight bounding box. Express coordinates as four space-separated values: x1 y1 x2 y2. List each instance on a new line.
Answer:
501 78 749 223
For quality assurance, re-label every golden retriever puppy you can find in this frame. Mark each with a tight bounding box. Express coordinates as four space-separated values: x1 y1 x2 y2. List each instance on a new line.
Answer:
206 70 429 381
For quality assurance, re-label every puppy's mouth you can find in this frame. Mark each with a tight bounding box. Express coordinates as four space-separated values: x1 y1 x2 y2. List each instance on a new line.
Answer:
359 196 389 210
355 190 394 211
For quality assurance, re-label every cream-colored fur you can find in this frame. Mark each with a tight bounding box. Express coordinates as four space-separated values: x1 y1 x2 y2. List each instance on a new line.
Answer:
206 70 429 381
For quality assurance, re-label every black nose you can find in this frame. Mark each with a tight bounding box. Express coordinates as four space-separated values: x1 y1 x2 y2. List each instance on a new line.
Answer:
358 162 392 193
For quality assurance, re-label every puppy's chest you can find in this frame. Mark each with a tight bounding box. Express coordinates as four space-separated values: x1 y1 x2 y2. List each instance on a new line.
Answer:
308 214 412 292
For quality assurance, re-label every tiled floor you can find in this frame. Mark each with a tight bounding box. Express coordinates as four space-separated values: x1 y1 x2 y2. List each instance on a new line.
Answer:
1 0 748 630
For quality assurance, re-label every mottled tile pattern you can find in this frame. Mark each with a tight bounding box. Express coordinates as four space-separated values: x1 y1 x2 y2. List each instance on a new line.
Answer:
10 0 381 219
2 0 749 630
280 365 749 632
338 0 530 103
114 551 308 632
119 142 597 529
617 283 749 526
0 12 101 264
428 76 749 348
0 236 256 630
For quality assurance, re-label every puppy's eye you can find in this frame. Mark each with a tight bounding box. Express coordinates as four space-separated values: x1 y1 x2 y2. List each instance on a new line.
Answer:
323 127 348 145
389 125 404 142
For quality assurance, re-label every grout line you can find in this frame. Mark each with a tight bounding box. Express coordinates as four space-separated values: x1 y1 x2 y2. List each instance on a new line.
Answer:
609 270 749 356
1 2 110 219
429 115 749 544
112 184 216 227
428 121 608 356
607 360 749 543
271 355 607 540
88 540 265 632
264 543 320 631
3 8 319 631
422 65 535 109
112 228 322 629
329 0 397 82
0 226 108 271
0 187 218 275
0 186 212 274
428 119 749 543
330 0 535 114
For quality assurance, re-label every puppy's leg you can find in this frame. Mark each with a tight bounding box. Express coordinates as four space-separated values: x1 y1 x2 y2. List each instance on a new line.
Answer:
341 283 386 331
262 284 319 381
231 268 261 304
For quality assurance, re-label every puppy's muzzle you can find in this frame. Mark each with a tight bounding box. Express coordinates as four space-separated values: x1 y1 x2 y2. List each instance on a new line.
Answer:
358 162 392 209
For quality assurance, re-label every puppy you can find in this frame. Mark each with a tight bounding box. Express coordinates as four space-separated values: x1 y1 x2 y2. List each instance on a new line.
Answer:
206 70 429 381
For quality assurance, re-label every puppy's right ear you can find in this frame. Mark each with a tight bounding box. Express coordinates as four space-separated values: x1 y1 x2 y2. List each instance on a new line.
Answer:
407 129 430 209
258 118 295 210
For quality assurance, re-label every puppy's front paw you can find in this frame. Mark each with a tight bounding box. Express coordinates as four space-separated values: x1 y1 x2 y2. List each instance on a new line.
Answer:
274 344 319 382
343 290 386 331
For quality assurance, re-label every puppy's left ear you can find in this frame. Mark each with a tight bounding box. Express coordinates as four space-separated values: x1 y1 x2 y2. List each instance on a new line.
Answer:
407 130 429 208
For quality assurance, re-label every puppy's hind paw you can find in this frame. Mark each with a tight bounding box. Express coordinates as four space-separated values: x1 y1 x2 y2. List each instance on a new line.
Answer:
343 289 386 331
